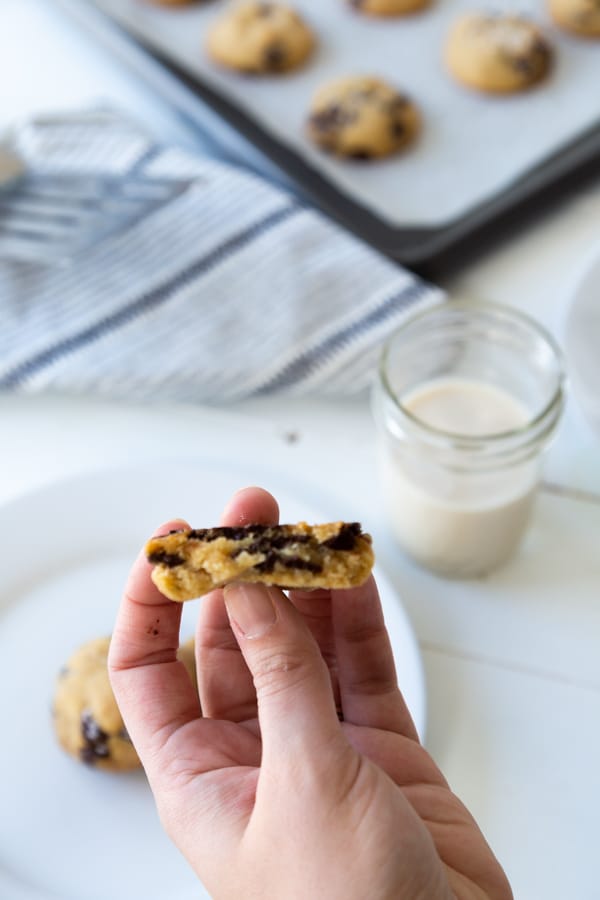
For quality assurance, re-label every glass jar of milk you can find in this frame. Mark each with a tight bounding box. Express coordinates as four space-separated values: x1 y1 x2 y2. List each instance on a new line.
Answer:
372 301 565 578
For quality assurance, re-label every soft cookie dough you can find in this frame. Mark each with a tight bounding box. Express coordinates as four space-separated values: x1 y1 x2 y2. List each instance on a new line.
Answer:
206 1 315 74
445 14 553 93
348 0 430 17
306 76 420 160
53 636 197 769
146 522 375 601
548 0 600 36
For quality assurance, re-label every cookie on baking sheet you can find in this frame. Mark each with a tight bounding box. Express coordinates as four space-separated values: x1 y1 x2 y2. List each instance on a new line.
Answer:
146 521 375 601
52 636 197 769
306 76 419 160
206 1 315 74
548 0 600 36
445 14 553 93
348 0 430 17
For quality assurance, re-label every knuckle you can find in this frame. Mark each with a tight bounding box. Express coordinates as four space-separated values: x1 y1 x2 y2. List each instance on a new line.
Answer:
251 647 313 699
346 674 398 698
342 621 385 645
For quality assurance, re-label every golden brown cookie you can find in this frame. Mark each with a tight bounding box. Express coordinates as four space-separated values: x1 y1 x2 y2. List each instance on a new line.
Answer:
548 0 600 36
445 14 553 93
53 637 140 770
146 522 375 601
53 636 197 769
306 76 420 160
348 0 430 16
206 1 315 74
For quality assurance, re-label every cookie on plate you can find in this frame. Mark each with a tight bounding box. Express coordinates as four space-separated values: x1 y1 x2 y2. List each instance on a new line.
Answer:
548 0 600 36
53 636 197 769
348 0 430 17
206 1 315 74
445 14 553 93
306 76 420 160
146 521 375 601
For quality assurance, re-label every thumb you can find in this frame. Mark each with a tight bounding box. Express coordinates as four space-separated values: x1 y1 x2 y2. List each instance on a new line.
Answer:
223 583 341 764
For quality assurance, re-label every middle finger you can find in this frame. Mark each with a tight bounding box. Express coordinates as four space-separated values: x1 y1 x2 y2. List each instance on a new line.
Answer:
287 589 341 712
196 486 279 722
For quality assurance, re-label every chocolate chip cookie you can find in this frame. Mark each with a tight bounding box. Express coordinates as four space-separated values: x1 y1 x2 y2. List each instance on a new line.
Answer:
446 15 552 93
306 76 420 160
206 1 315 74
53 636 197 769
146 521 375 601
548 0 600 36
348 0 430 16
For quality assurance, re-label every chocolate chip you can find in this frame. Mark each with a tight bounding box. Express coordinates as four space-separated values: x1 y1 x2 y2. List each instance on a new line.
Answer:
323 523 362 551
257 1 275 14
390 121 405 139
80 746 98 764
81 710 106 743
147 550 185 568
58 666 70 679
231 532 311 559
532 39 551 64
309 105 355 132
511 55 534 75
387 95 409 113
255 555 322 574
348 149 372 161
119 726 132 743
254 555 276 573
264 43 287 70
80 710 110 764
189 525 270 541
282 558 322 573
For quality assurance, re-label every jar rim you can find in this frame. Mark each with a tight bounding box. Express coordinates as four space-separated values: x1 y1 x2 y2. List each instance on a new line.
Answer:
379 299 565 445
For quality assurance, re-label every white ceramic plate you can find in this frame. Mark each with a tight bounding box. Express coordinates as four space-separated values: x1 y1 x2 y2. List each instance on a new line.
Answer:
564 242 600 437
0 460 426 900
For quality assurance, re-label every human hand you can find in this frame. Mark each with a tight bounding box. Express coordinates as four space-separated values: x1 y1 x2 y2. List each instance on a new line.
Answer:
109 487 513 900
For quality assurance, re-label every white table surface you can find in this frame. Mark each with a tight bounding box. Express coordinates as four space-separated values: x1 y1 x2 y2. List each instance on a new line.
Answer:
2 2 600 899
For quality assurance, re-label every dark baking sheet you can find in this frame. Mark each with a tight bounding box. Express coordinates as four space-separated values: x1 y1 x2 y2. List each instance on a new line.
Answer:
57 0 600 266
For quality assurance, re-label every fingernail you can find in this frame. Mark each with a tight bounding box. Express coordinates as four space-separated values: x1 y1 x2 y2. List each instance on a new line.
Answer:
224 583 277 639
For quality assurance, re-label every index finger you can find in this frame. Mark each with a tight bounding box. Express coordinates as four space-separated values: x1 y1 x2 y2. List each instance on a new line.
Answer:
108 518 202 771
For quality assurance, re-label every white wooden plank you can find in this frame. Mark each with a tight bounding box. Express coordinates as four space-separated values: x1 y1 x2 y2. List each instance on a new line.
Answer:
422 649 600 900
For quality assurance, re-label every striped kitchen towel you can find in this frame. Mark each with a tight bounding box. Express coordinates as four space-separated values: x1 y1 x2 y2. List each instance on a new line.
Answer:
0 110 443 402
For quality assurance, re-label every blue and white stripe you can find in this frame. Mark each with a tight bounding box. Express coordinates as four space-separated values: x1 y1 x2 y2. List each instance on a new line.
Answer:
0 110 443 402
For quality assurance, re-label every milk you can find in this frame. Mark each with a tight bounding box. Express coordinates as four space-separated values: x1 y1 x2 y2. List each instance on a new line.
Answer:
379 377 539 578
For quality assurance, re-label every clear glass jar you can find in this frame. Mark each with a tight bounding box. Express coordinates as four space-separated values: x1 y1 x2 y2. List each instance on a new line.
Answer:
372 301 565 578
